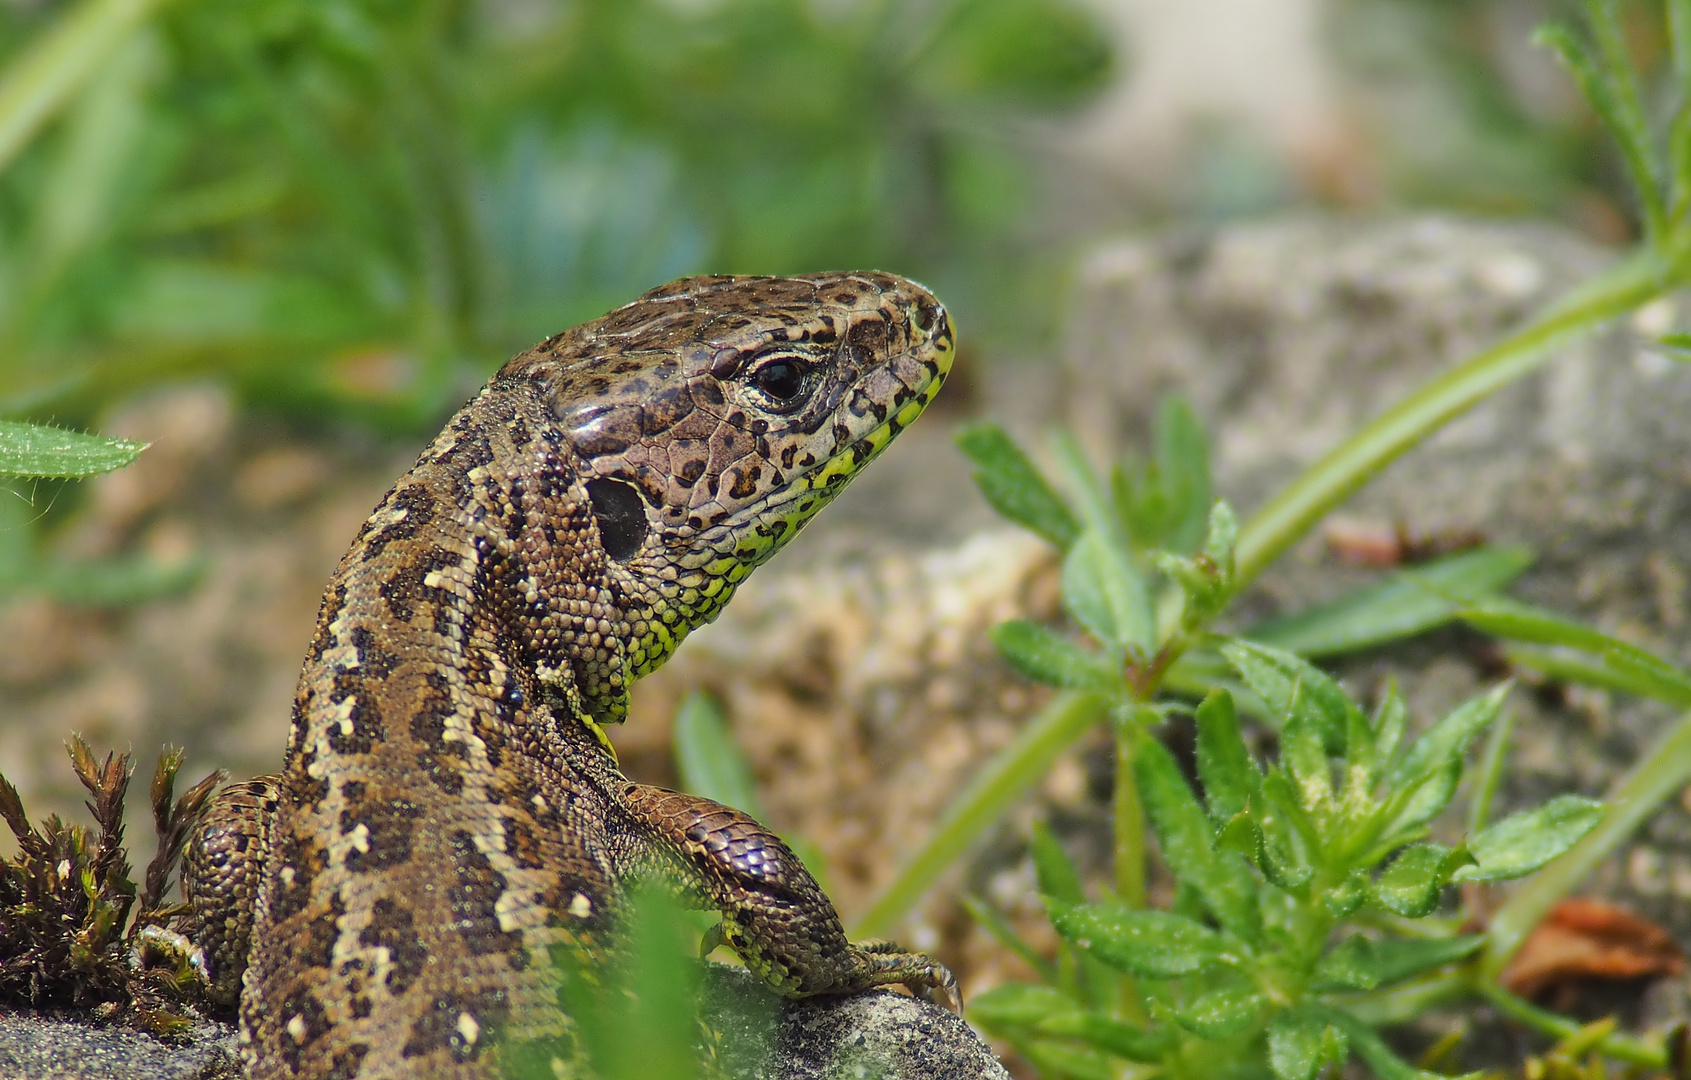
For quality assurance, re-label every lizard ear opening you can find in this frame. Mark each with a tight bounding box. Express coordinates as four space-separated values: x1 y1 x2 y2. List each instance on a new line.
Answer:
587 478 649 562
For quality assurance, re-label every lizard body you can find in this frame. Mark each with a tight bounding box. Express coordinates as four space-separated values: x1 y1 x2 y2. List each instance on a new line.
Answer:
182 273 955 1078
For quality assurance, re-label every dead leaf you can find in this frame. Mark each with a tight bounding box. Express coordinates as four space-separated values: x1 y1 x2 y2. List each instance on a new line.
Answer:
1501 898 1685 999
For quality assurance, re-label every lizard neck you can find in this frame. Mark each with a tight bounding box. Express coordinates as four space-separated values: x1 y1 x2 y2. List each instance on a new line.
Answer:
292 385 638 778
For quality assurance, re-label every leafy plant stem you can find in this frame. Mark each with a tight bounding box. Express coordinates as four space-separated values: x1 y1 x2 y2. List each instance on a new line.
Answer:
1483 707 1691 978
1232 248 1677 595
851 692 1108 939
1475 980 1664 1067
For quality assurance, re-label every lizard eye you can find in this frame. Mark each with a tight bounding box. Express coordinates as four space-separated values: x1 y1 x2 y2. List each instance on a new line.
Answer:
751 357 810 408
587 478 648 562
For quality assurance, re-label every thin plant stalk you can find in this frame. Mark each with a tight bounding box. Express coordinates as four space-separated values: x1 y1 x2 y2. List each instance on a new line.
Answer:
851 691 1107 939
1112 724 1146 907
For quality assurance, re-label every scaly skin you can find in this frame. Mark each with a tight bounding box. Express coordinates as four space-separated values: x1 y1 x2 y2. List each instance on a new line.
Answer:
180 272 956 1078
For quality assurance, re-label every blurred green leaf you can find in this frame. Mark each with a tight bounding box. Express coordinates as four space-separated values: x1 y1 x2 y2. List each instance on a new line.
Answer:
1320 1004 1453 1080
1313 933 1484 991
1371 843 1467 917
1173 980 1262 1039
1247 546 1534 658
1655 331 1691 361
0 0 163 174
991 619 1119 692
956 424 1080 550
917 0 1113 106
1044 897 1234 978
1035 1009 1172 1062
1461 598 1691 708
1029 822 1086 904
964 896 1057 985
565 877 703 1080
1061 529 1152 653
673 691 764 821
1268 1007 1348 1080
0 0 1114 428
1017 1041 1116 1080
0 420 145 478
1372 679 1407 768
1452 795 1603 883
1386 683 1509 791
966 981 1074 1027
1503 644 1691 709
1155 396 1212 555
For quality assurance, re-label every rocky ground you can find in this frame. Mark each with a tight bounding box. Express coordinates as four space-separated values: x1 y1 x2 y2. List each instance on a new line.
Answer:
3 214 1690 1075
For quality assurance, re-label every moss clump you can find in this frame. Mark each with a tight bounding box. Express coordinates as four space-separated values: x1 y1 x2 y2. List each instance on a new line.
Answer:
0 737 221 1034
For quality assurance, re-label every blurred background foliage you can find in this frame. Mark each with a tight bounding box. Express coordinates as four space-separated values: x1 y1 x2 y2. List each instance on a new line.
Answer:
0 0 1680 534
0 0 1111 439
0 0 1679 438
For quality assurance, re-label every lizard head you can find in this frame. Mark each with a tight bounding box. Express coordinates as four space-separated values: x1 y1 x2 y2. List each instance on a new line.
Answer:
508 271 953 710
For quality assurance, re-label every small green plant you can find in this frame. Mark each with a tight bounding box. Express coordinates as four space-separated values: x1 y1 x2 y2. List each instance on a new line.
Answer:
969 667 1600 1080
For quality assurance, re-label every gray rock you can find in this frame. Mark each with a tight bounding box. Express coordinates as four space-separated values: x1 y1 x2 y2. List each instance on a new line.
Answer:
702 967 1009 1080
0 1013 240 1079
0 975 1005 1080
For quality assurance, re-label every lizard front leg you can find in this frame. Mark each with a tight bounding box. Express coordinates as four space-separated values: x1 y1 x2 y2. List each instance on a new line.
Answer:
179 775 281 1009
618 784 958 1009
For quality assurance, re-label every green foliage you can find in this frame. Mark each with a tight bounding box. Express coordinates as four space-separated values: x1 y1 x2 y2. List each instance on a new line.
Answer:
557 879 705 1080
972 676 1596 1080
955 423 1080 550
937 399 1691 1077
0 0 1112 432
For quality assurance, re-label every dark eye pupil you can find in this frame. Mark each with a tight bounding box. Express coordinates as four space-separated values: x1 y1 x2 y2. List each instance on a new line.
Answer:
756 360 805 401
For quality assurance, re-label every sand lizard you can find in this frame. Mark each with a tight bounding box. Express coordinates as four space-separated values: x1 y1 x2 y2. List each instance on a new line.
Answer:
178 272 957 1078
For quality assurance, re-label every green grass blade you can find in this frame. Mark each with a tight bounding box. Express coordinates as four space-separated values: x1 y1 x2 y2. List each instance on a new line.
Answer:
1503 645 1691 708
851 691 1106 938
1155 395 1212 555
1245 546 1533 658
962 896 1058 984
1460 597 1691 708
673 691 766 821
0 420 146 478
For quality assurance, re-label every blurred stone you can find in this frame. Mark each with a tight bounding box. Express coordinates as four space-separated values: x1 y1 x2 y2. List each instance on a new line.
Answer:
69 385 235 557
232 447 333 512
